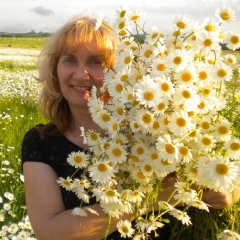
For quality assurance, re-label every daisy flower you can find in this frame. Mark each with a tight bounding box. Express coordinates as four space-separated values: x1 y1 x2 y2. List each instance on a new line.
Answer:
218 229 240 240
72 207 88 217
203 157 239 192
107 117 120 137
119 85 135 104
107 78 125 98
117 49 134 68
153 99 169 116
195 64 213 87
135 75 161 108
138 43 157 62
215 6 236 23
57 177 73 191
212 61 233 83
178 143 192 163
112 17 128 32
67 151 89 169
132 142 148 160
156 135 179 163
172 15 192 32
224 54 237 65
166 48 193 72
106 142 127 164
173 66 197 87
98 188 120 203
128 9 145 22
145 26 164 44
86 130 101 146
212 119 232 141
200 18 220 33
150 58 170 77
154 76 175 99
136 108 154 131
115 6 128 18
169 208 192 226
187 199 209 212
117 220 135 238
198 134 216 152
124 189 145 203
225 138 240 160
131 168 150 183
88 161 116 183
223 30 240 51
94 109 112 129
168 110 195 137
196 30 220 54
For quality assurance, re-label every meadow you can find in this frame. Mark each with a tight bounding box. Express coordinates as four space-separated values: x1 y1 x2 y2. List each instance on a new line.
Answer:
0 37 240 239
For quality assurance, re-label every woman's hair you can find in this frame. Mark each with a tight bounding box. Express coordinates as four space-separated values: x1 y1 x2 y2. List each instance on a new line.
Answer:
37 15 118 136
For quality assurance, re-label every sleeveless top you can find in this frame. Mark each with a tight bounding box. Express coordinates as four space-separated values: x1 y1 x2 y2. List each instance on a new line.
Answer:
21 125 171 240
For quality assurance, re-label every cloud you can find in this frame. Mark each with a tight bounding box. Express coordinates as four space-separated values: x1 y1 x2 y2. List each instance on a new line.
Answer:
31 6 54 16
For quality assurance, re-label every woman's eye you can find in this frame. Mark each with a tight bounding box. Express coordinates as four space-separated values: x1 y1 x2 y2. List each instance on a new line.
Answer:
64 57 77 64
89 58 102 66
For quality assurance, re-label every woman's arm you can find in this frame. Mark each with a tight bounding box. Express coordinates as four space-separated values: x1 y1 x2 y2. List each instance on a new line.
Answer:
23 162 132 240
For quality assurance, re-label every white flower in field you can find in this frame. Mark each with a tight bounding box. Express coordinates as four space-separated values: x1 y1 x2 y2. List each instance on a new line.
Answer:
200 157 238 192
155 76 175 99
117 49 134 68
67 151 89 169
8 223 18 234
195 64 214 87
87 94 104 115
112 17 128 32
178 143 192 163
57 177 73 191
124 189 145 203
145 26 164 43
135 75 161 108
106 142 127 164
4 192 14 201
85 130 101 146
198 134 216 152
117 220 135 238
212 62 233 82
169 208 192 225
101 201 122 218
128 9 145 22
166 48 193 72
72 207 88 217
138 43 157 62
167 110 195 137
195 96 215 115
212 119 232 141
224 54 237 65
0 196 2 203
172 15 192 32
93 109 112 129
172 85 200 111
218 229 240 240
215 6 236 23
132 142 148 160
187 199 209 211
106 117 120 138
98 188 120 204
200 18 221 33
107 78 124 98
156 135 179 163
225 138 240 160
17 230 28 240
223 30 240 51
136 109 154 130
150 58 170 77
88 161 116 183
115 6 128 18
118 85 135 104
155 159 177 178
3 203 11 211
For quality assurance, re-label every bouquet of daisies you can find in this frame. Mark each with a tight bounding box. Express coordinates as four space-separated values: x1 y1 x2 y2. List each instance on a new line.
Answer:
58 6 240 239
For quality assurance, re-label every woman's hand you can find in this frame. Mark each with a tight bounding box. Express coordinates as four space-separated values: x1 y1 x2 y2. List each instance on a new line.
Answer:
202 187 240 209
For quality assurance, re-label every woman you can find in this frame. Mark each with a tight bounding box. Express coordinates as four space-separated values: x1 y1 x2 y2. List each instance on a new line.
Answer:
21 15 239 240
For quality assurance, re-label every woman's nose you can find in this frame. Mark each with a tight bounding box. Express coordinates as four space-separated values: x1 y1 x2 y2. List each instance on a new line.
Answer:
73 64 90 81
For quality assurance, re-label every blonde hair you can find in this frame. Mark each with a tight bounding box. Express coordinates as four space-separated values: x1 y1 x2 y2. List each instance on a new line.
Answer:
37 16 118 136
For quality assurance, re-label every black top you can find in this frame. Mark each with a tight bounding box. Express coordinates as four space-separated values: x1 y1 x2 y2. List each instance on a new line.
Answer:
21 125 171 240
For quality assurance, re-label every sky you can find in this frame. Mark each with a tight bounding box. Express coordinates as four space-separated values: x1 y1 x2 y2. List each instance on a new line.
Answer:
0 0 240 33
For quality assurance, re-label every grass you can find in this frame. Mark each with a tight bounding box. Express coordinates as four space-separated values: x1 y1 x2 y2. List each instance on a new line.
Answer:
0 37 48 49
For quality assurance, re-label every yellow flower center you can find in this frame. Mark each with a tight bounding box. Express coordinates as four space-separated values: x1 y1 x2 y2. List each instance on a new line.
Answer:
217 69 226 78
131 15 140 21
116 84 123 92
189 130 197 138
182 90 191 99
199 71 207 80
144 50 152 58
231 36 239 45
191 167 198 174
144 91 154 101
173 56 182 65
151 33 158 39
112 148 121 157
137 147 144 155
119 30 128 36
102 114 110 122
121 74 128 82
202 137 212 146
142 113 152 124
157 63 166 71
74 156 83 163
112 123 119 132
201 121 210 130
90 133 98 141
198 101 206 109
220 12 230 20
144 164 152 172
107 190 116 197
182 73 191 82
165 144 175 154
218 126 228 135
230 143 240 151
161 159 170 165
117 108 124 115
203 88 211 95
137 172 146 180
151 153 158 160
98 164 108 172
119 22 125 29
161 83 170 92
157 102 165 111
176 117 186 127
179 146 189 156
206 24 215 32
203 39 212 47
132 155 140 162
120 10 126 18
127 93 134 101
216 163 228 175
63 181 71 186
124 56 131 65
153 121 160 130
121 226 129 234
177 22 186 29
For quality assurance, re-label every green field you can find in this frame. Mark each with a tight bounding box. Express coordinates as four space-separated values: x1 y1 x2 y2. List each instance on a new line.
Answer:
0 37 240 239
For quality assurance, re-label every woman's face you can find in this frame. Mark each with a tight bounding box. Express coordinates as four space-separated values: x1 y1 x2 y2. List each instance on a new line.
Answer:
57 39 104 110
